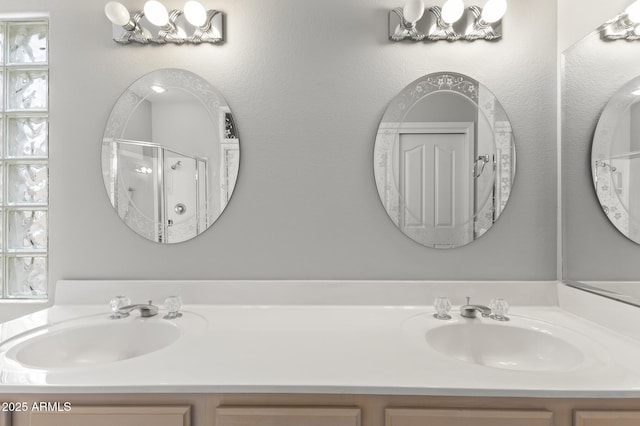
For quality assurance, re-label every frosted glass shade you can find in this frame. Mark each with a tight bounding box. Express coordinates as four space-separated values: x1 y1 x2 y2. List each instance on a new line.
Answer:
441 0 464 24
144 0 169 26
105 1 130 26
481 0 507 23
184 1 207 27
403 0 425 24
626 0 640 23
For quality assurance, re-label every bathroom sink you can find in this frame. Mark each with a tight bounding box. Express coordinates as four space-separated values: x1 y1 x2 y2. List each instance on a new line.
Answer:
402 313 610 373
1 315 182 369
425 322 586 372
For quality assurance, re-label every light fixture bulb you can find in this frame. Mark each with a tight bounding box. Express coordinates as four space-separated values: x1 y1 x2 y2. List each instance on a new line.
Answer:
151 85 166 93
144 0 169 26
184 0 207 27
626 0 640 23
403 0 426 24
104 1 131 26
441 0 465 24
481 0 507 23
632 88 640 96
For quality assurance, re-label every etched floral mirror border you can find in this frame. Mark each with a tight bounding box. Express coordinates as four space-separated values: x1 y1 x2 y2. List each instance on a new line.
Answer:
592 75 640 245
373 71 516 249
102 68 239 244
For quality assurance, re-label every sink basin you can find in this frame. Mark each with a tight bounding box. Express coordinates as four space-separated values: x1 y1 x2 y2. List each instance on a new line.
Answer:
1 316 182 369
425 322 586 372
402 313 610 373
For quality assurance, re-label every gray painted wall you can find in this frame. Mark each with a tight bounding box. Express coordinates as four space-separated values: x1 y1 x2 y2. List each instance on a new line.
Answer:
558 0 629 52
0 0 557 314
562 31 640 280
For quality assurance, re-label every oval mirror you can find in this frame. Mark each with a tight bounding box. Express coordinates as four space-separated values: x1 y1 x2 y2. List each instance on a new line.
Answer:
102 69 239 243
592 74 640 245
374 72 516 248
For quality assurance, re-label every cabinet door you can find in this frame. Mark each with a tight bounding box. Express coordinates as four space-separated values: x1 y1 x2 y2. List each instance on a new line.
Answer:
386 408 553 426
216 407 361 426
0 410 9 426
575 411 640 426
30 406 190 426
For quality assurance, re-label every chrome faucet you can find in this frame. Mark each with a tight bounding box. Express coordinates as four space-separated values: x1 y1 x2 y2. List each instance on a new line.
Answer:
460 297 491 319
116 300 159 318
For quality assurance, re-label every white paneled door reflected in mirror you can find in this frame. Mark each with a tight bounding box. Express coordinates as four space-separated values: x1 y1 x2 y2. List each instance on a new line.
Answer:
373 72 515 249
102 69 240 244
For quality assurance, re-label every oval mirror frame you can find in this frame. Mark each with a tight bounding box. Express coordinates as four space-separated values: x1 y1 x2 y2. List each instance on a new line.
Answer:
102 68 240 244
373 72 516 249
592 74 640 245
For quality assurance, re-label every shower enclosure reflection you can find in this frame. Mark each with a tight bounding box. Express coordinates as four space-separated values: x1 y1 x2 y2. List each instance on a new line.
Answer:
374 72 515 248
102 69 240 244
104 140 211 243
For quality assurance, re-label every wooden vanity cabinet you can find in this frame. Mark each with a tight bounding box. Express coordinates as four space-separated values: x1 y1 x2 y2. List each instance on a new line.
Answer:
574 410 640 426
29 406 190 426
386 408 553 426
216 407 361 426
0 410 9 426
4 393 640 426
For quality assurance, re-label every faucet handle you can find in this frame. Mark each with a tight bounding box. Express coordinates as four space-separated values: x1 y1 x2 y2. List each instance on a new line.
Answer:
164 295 183 319
490 298 510 321
109 295 131 319
433 296 452 320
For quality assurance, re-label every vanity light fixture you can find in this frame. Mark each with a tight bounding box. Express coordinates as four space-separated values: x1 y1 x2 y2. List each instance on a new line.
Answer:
601 0 640 40
104 0 224 45
135 166 153 174
389 0 507 42
397 0 426 40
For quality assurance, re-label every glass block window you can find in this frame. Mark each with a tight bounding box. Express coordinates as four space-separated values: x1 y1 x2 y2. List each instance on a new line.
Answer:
0 19 48 299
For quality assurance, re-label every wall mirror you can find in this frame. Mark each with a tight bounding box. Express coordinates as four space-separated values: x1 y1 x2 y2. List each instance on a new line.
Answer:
374 72 516 248
592 74 640 245
102 68 239 244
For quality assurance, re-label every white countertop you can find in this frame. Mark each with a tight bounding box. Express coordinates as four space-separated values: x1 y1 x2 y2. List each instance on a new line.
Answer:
0 280 639 397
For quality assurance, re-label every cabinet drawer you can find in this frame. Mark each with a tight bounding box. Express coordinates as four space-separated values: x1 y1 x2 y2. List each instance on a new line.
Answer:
386 408 553 426
216 406 361 426
29 405 190 426
575 410 640 426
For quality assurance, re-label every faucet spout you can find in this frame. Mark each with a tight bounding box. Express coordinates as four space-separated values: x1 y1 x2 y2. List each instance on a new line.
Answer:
460 297 491 319
117 300 158 318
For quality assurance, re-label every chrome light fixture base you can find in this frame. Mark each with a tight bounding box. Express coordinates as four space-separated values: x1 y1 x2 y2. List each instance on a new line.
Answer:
601 0 640 40
106 1 224 45
389 2 504 42
111 11 152 44
600 14 640 41
390 7 426 41
427 6 462 41
464 5 501 41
